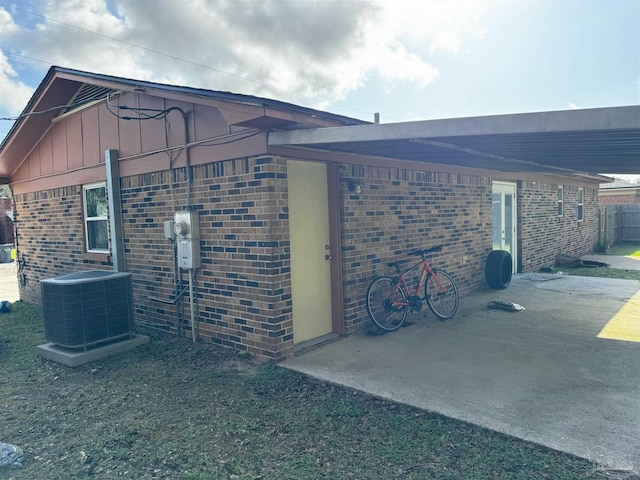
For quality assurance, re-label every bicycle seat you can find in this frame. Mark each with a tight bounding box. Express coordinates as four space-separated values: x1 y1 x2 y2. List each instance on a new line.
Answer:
387 261 402 270
409 245 443 257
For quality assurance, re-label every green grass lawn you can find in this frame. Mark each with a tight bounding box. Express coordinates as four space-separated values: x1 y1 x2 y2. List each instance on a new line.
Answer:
553 244 640 281
602 243 640 257
554 266 640 281
0 303 618 479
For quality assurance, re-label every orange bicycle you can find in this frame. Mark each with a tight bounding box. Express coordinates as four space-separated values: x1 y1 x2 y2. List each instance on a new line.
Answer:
365 245 459 331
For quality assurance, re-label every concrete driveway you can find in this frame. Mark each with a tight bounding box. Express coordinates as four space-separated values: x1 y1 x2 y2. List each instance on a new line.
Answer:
0 261 19 302
282 272 640 472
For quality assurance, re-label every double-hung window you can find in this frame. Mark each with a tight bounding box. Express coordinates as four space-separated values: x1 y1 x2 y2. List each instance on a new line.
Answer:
557 186 564 217
83 182 109 253
577 188 584 222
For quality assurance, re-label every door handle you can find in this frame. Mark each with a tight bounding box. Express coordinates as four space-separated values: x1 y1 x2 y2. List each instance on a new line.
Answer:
325 254 332 261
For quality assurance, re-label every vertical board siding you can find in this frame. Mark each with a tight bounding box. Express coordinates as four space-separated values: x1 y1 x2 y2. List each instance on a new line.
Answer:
66 114 84 170
81 108 101 166
51 121 68 173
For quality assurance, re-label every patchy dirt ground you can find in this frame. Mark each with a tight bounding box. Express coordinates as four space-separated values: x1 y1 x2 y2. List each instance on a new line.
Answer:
1 302 621 480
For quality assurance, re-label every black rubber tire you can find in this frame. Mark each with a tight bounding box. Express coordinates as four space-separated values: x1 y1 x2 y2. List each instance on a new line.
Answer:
365 276 408 331
425 269 459 320
485 250 513 289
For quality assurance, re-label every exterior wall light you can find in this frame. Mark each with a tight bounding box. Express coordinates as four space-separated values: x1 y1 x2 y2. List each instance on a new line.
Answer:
349 181 363 194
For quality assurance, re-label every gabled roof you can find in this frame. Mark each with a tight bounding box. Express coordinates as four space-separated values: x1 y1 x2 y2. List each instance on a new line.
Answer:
2 67 638 183
0 66 367 181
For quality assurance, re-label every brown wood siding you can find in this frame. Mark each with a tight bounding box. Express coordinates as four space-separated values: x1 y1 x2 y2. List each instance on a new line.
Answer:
117 98 143 157
27 149 41 178
66 114 83 170
39 133 53 176
163 99 193 169
139 95 168 153
98 103 119 156
51 122 68 173
81 108 100 166
194 103 229 141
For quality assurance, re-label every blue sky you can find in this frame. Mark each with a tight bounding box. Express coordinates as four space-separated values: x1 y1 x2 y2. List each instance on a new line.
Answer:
0 0 638 177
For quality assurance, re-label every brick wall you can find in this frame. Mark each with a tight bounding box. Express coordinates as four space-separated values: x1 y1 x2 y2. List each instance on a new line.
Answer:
120 156 292 362
15 155 293 362
599 192 640 204
13 153 600 360
14 187 112 303
339 165 492 333
519 181 598 271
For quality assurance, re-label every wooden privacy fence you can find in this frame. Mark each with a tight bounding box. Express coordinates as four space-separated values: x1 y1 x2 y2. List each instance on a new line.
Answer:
599 204 640 245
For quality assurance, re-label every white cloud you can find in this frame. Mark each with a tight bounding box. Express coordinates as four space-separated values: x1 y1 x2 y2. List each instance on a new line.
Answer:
0 0 488 114
0 52 35 115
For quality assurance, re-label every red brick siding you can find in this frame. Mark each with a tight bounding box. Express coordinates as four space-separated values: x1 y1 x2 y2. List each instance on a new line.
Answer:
339 165 492 333
120 156 292 362
599 192 640 204
14 187 112 303
13 153 600 360
519 182 598 271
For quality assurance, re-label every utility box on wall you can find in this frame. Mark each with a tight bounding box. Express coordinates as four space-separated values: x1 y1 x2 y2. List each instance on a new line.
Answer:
174 210 201 269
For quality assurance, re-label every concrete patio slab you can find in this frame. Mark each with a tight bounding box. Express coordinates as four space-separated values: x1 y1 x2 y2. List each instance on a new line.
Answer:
282 273 640 473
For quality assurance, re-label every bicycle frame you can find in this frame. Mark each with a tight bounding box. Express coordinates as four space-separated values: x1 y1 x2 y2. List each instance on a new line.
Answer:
393 257 448 307
366 245 459 329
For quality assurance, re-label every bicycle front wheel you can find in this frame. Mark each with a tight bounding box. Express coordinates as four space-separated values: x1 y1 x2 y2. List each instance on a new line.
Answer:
425 269 459 320
365 276 408 331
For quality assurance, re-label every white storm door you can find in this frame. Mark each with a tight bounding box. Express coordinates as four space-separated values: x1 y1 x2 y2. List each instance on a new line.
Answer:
492 181 518 273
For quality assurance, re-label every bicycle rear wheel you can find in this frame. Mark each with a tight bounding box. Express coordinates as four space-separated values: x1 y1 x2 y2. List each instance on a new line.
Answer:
365 276 408 331
425 269 459 320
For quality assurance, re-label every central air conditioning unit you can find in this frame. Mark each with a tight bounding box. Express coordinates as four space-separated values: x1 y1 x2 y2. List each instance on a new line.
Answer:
41 270 135 350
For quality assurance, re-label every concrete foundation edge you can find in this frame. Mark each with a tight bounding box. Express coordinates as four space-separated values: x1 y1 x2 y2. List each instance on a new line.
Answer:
37 334 150 367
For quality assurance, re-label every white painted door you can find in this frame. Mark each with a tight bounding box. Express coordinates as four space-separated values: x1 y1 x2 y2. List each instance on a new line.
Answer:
287 160 333 344
492 181 518 273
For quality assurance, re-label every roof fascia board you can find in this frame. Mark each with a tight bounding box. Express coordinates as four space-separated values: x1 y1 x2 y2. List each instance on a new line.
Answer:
129 87 356 128
269 106 640 146
269 145 492 177
268 145 606 183
55 68 365 128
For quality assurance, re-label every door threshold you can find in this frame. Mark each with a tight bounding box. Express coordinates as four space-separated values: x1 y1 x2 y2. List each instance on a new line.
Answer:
293 333 340 356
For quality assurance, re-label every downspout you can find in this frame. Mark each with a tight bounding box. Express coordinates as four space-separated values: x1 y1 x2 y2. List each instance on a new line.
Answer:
105 149 126 272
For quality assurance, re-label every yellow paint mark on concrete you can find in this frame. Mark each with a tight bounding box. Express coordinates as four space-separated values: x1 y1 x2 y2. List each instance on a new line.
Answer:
598 289 640 343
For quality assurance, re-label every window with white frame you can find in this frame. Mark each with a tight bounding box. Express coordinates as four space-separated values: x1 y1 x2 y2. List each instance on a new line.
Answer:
557 186 564 217
83 182 109 253
577 188 584 222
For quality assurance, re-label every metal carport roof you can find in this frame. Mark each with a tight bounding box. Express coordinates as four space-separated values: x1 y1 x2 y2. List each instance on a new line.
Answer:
269 106 640 177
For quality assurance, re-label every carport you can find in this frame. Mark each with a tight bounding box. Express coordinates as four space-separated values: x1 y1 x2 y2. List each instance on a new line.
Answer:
269 105 640 176
282 272 640 471
276 105 640 471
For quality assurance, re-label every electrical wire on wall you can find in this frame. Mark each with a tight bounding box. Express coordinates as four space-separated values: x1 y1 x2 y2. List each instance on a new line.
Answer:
106 93 193 208
107 92 206 341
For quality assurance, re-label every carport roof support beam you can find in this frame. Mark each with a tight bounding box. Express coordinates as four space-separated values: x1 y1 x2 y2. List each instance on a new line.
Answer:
269 106 640 146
